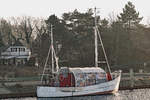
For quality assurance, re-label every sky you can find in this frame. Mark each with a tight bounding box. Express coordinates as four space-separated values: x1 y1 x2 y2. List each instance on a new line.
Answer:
0 0 150 24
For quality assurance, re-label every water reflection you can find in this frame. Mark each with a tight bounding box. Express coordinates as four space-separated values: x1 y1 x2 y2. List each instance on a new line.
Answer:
37 89 150 100
37 95 121 100
3 89 150 100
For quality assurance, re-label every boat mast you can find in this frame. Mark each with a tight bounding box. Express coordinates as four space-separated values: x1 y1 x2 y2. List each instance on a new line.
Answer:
40 24 59 83
51 25 54 73
94 7 111 74
94 7 98 67
50 25 59 73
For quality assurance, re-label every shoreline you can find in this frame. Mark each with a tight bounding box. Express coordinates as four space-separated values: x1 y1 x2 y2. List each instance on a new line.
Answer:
1 86 150 99
1 71 150 99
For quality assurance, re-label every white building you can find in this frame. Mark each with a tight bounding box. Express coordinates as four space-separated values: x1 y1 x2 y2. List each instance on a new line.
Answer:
0 46 31 65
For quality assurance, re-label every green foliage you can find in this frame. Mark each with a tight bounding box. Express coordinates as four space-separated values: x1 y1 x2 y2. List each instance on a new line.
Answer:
1 3 150 71
62 9 96 66
113 2 144 67
100 18 109 28
118 1 143 28
44 15 76 66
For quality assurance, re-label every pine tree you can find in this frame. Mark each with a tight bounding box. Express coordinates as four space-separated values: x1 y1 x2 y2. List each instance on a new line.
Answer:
118 1 143 29
117 1 143 66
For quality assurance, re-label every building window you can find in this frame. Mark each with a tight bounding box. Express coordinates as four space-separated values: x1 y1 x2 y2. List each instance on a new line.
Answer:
11 48 17 52
11 48 13 52
15 48 17 52
19 48 25 52
23 48 25 52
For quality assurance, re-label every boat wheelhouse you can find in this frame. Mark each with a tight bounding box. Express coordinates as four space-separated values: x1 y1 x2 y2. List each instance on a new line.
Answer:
46 67 109 87
58 67 108 87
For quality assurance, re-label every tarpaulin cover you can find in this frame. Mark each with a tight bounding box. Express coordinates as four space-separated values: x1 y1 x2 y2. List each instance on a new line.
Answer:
69 67 107 87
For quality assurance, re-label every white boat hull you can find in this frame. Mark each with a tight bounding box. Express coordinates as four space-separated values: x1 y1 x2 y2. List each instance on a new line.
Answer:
37 75 121 98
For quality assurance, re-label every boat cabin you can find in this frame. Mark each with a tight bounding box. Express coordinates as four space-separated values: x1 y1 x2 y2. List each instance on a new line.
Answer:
57 67 108 87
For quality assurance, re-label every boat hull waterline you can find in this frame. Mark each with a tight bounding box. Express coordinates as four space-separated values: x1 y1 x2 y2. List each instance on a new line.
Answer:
37 75 121 97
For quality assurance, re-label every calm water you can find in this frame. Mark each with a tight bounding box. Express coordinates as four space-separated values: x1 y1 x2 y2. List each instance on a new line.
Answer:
2 89 150 100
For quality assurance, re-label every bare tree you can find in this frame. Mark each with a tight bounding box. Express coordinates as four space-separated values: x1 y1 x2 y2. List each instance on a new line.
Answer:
19 16 35 47
34 18 47 66
10 17 24 43
0 18 13 46
34 18 47 45
108 11 118 25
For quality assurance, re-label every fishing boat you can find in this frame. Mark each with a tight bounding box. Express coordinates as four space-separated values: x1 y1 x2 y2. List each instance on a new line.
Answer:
37 8 121 98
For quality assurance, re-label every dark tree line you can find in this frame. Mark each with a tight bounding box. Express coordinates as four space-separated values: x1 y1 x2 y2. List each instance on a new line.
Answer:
1 2 150 71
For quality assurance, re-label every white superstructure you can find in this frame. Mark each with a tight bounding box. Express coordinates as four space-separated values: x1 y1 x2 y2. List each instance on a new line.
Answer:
0 46 31 65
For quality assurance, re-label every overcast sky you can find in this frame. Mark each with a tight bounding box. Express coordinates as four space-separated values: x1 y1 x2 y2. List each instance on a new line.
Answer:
0 0 150 24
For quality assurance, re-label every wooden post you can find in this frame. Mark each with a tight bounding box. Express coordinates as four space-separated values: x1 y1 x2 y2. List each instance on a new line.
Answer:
130 69 134 88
